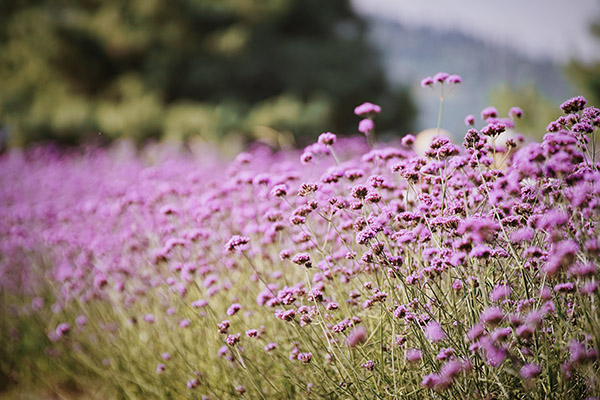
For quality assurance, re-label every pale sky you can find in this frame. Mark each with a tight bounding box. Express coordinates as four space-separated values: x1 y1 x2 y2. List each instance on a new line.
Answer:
351 0 600 63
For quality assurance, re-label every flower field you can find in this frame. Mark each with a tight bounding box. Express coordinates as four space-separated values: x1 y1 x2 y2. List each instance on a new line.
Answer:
1 76 599 399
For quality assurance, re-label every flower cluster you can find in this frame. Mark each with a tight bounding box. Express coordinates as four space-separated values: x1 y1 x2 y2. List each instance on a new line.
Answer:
1 81 599 399
421 72 462 87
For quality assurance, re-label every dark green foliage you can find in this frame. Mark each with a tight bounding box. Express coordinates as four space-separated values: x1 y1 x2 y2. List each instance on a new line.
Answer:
489 84 561 140
0 0 416 146
567 60 600 108
566 20 600 109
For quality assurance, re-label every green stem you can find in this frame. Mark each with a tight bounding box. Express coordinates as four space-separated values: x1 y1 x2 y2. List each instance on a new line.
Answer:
436 96 445 136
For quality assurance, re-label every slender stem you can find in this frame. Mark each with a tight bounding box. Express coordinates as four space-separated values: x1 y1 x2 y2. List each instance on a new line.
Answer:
367 131 376 149
329 146 342 166
436 96 445 136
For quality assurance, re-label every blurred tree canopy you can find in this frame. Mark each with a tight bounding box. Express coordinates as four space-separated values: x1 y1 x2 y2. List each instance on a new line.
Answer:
566 21 600 111
489 84 561 141
488 19 600 143
0 0 416 147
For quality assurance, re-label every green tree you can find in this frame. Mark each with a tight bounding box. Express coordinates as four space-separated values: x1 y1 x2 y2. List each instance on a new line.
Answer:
489 84 561 141
566 20 600 108
0 0 416 147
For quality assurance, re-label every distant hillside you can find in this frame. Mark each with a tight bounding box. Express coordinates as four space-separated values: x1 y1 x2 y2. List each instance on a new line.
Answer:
363 17 575 138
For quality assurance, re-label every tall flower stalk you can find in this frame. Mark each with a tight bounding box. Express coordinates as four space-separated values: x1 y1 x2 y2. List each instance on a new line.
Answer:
421 72 462 135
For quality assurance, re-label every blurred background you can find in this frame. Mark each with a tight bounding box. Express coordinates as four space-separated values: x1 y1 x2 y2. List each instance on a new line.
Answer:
0 0 599 150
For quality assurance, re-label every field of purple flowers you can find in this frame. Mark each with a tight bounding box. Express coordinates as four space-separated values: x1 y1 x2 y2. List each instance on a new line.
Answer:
1 75 599 399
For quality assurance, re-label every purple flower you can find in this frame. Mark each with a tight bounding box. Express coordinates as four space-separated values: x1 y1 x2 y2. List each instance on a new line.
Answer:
354 102 381 116
179 319 190 328
433 72 449 83
539 286 552 300
235 385 246 395
218 320 230 334
225 333 240 346
156 363 166 374
225 235 250 252
515 324 534 340
227 303 242 316
491 327 512 342
160 205 178 215
318 132 337 146
270 184 288 198
422 359 470 391
447 74 462 84
358 119 375 135
75 315 88 328
143 314 155 323
466 323 485 342
469 244 492 259
421 373 439 389
546 120 562 132
93 273 108 289
510 227 534 243
351 184 369 199
31 297 44 311
490 285 511 302
365 191 381 203
291 253 312 268
480 122 506 137
55 322 71 338
424 321 446 343
464 114 475 126
421 76 434 87
278 250 291 261
356 227 377 245
346 325 367 347
438 359 469 387
481 337 507 367
458 217 499 244
537 209 568 230
436 347 455 360
481 106 498 120
192 299 208 308
300 151 313 164
275 309 296 321
187 378 200 389
554 282 575 293
367 175 385 188
298 352 312 363
361 360 375 371
452 280 463 291
560 96 587 114
246 329 259 338
509 107 524 119
580 281 599 295
564 340 598 373
406 348 423 362
401 134 415 146
298 183 318 197
525 309 543 327
543 240 579 276
520 363 541 380
480 307 504 326
264 342 277 352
